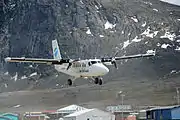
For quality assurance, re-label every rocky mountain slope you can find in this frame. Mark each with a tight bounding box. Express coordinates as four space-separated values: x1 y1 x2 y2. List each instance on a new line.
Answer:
0 0 180 93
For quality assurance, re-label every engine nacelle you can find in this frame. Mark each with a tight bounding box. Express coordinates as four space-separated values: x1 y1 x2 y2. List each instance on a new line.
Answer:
104 62 113 65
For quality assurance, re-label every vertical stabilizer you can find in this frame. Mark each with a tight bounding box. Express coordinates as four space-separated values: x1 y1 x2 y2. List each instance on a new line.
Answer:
52 39 62 60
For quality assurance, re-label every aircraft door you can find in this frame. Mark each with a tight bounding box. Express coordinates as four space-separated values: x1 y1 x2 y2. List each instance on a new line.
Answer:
72 62 81 73
79 62 88 73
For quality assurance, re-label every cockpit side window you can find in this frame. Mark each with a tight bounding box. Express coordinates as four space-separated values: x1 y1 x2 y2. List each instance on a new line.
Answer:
88 62 91 66
89 60 101 65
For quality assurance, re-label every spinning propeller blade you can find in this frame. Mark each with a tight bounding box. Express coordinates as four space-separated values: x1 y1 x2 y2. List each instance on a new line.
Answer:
66 63 72 70
66 59 80 70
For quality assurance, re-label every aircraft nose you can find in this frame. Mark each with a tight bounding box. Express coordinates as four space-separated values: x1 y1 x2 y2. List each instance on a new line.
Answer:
102 65 109 75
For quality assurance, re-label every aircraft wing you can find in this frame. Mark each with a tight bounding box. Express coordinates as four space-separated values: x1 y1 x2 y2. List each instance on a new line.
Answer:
101 53 155 62
5 57 70 65
114 53 155 60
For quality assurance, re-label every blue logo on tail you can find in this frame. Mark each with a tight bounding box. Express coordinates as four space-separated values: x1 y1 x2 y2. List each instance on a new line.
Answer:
54 48 58 57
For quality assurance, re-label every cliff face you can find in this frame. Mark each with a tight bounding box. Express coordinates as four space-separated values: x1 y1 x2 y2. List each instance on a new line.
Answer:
0 0 180 92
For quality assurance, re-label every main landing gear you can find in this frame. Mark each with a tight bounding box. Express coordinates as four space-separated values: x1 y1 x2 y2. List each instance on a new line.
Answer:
94 77 103 85
67 79 73 86
67 77 103 86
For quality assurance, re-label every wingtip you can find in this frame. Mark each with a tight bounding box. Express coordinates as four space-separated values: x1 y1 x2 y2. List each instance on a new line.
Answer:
5 57 11 62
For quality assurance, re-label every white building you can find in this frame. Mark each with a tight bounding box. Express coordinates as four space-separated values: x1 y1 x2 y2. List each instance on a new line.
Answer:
57 104 88 115
63 108 115 120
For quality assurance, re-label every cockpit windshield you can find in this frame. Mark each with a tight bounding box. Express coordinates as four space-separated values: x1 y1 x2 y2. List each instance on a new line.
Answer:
91 61 97 64
89 60 101 66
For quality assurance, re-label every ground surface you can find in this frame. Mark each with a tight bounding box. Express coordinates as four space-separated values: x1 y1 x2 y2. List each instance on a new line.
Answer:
0 76 179 113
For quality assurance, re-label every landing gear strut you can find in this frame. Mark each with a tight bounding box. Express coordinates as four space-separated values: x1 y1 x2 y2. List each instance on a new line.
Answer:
94 78 99 84
94 77 103 85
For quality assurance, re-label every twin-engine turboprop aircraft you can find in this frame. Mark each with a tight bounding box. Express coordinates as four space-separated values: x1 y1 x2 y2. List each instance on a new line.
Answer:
5 40 155 86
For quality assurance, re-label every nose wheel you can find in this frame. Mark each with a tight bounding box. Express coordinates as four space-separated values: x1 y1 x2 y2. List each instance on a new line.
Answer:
94 77 103 85
67 79 73 86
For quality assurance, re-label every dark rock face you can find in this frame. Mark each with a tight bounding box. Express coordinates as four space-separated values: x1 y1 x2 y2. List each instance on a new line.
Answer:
0 0 180 92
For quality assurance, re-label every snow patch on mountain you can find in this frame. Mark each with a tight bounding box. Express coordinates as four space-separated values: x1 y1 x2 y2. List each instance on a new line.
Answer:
80 0 84 4
141 27 159 38
11 4 16 8
86 27 92 35
175 46 180 51
153 8 159 12
131 36 142 42
29 72 37 77
142 22 147 27
11 72 18 82
161 43 171 49
4 72 9 75
95 5 99 9
4 83 8 88
104 21 116 29
122 36 143 49
29 65 33 68
121 31 124 34
122 40 131 49
157 43 161 47
131 16 138 23
171 70 176 74
160 31 176 41
21 75 27 79
99 35 104 38
146 50 155 54
177 40 180 42
144 1 152 5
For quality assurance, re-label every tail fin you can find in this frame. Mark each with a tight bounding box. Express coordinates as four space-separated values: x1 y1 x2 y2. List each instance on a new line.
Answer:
52 39 62 60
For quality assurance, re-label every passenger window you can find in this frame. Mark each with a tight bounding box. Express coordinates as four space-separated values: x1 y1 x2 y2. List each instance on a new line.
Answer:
82 63 86 67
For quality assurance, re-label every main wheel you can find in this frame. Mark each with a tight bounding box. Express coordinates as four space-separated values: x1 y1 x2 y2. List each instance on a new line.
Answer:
67 79 73 86
94 77 99 84
98 78 103 85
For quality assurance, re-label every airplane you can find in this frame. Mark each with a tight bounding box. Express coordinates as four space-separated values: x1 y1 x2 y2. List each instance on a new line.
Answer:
5 39 155 86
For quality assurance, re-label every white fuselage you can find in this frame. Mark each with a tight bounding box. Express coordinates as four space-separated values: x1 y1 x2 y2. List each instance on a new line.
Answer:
54 59 109 78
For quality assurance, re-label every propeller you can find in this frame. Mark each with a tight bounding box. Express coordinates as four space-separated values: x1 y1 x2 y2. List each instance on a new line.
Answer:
63 52 76 70
101 48 120 69
66 62 72 70
110 48 120 69
66 59 80 70
111 57 118 69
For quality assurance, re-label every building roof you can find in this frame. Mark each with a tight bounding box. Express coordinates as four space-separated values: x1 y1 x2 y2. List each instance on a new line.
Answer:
64 109 93 117
64 108 114 117
147 105 180 111
0 116 11 120
57 104 87 113
1 113 19 120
